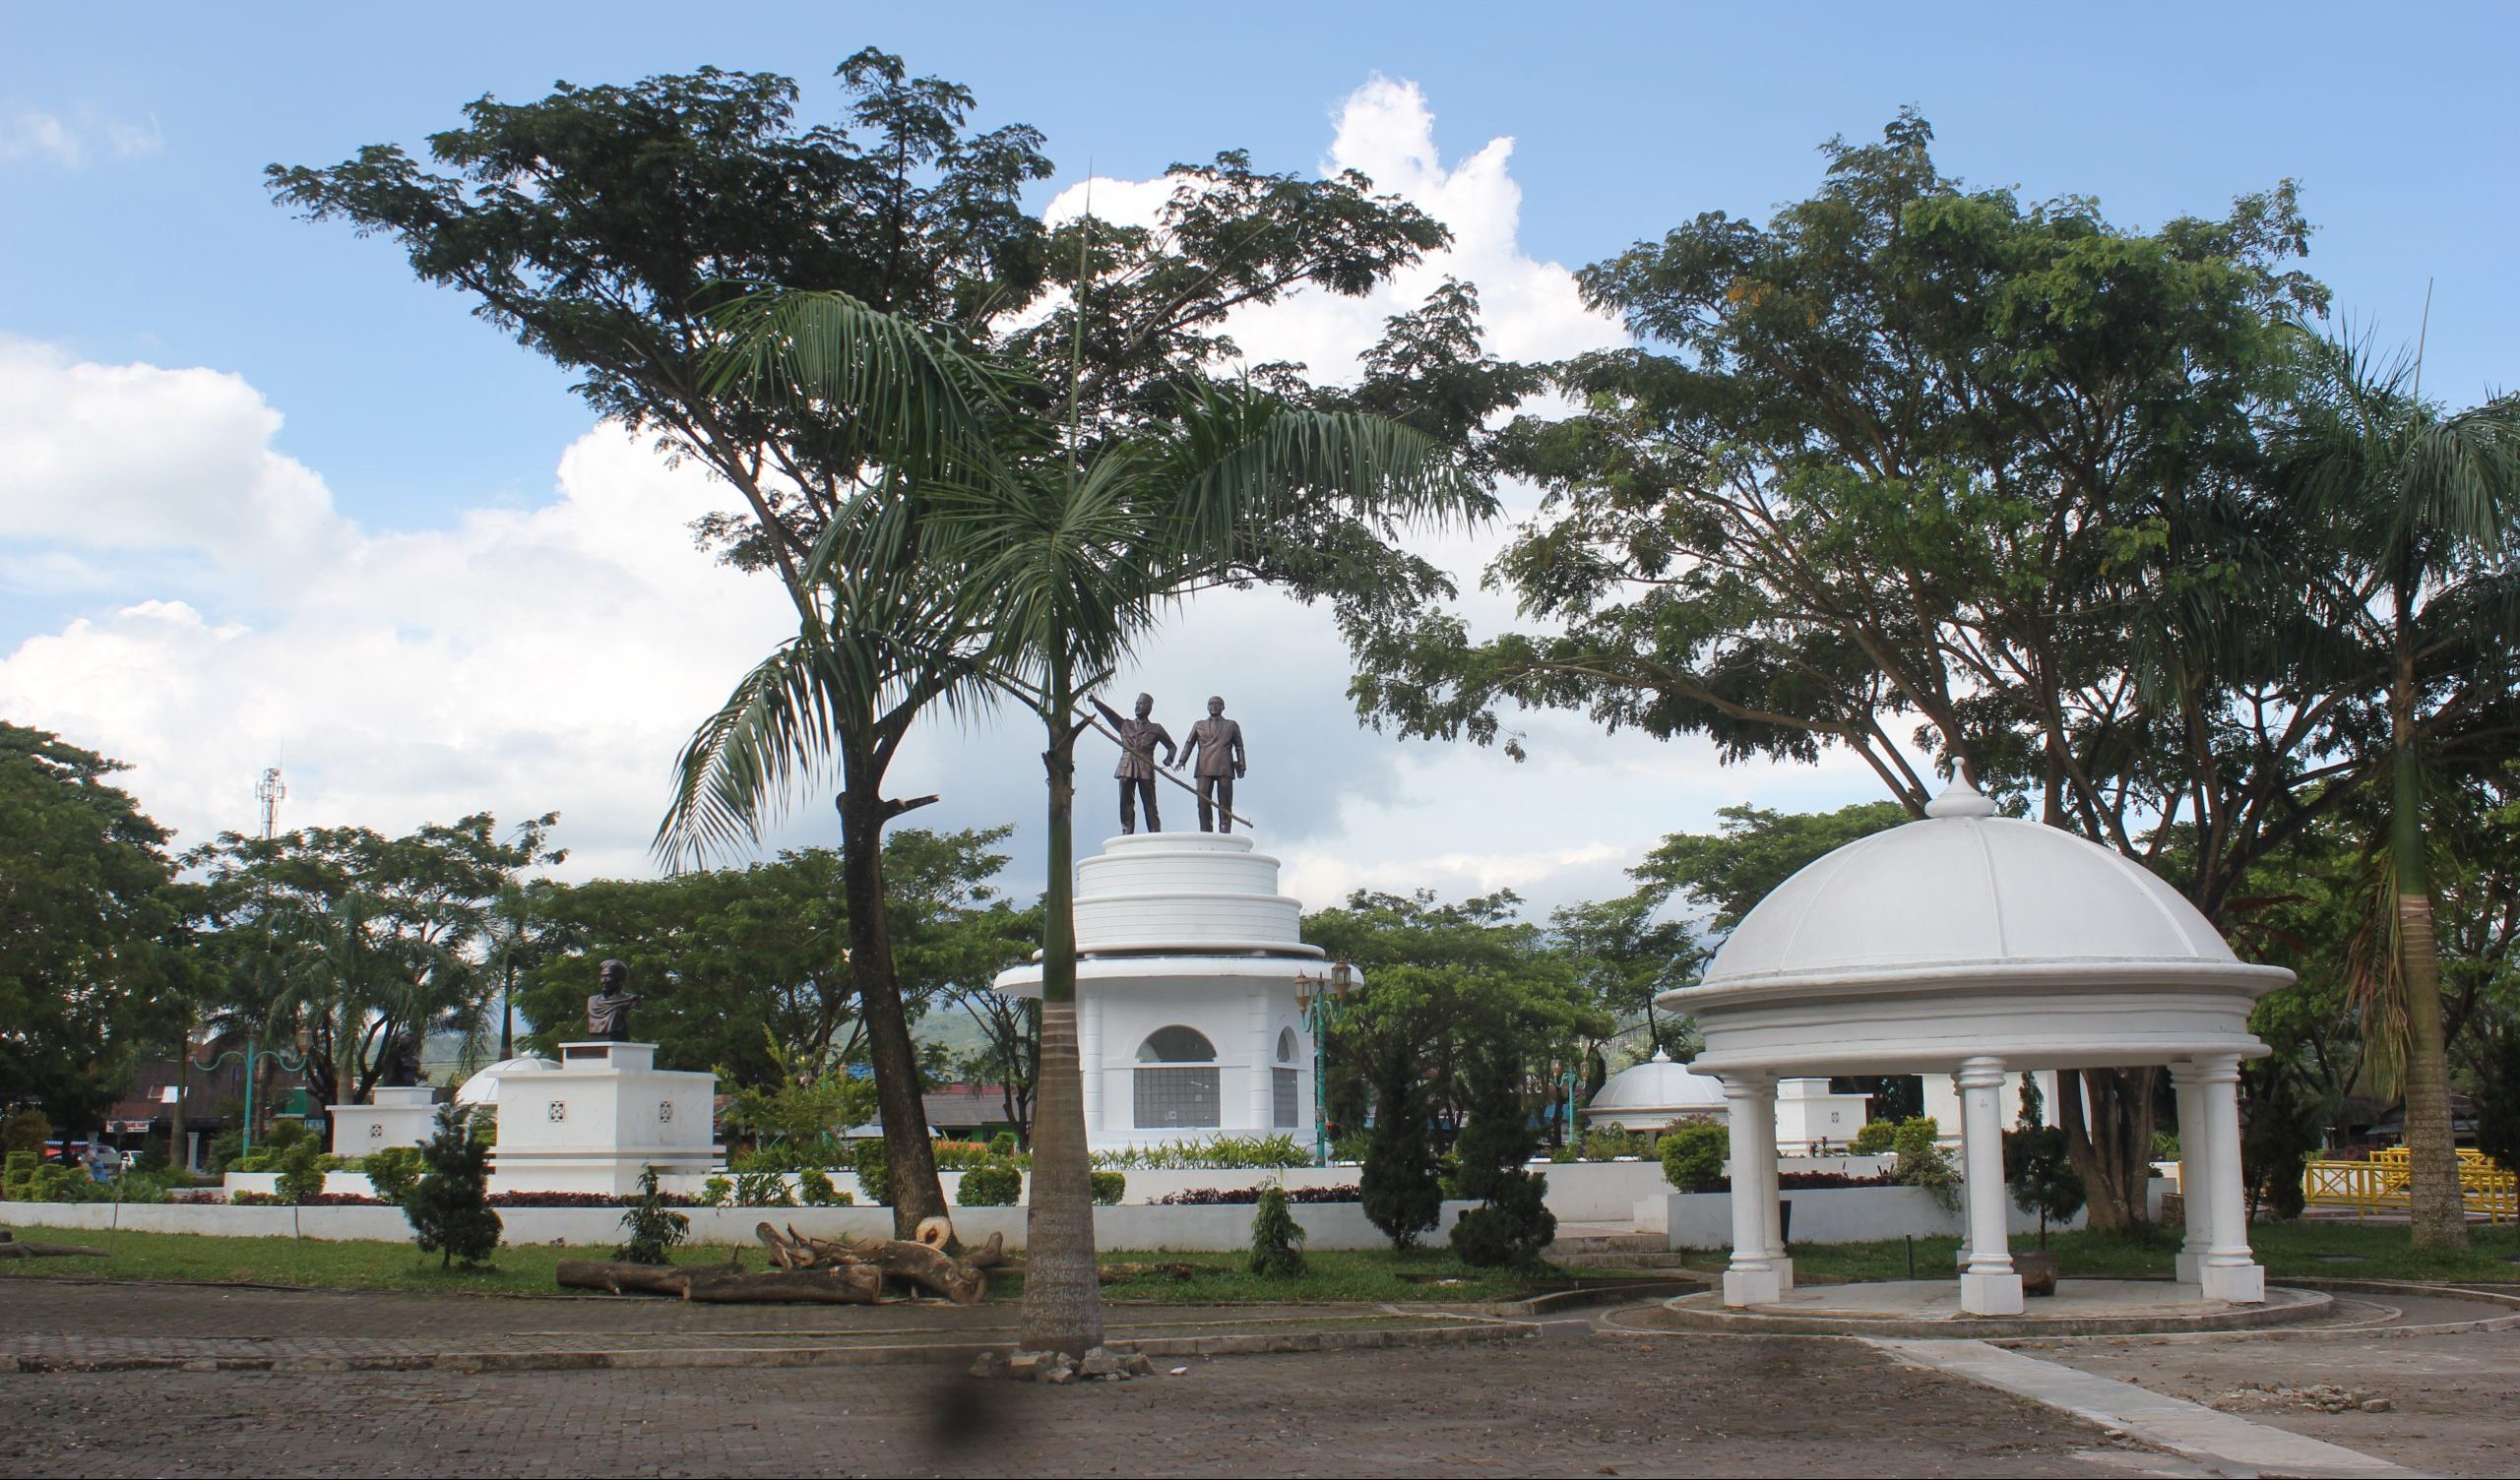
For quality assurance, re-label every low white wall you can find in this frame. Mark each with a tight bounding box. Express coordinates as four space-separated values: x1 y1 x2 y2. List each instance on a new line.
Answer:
1643 1184 2097 1248
2 1198 1478 1253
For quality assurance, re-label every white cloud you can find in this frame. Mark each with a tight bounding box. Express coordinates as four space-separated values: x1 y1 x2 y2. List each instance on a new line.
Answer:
2 108 162 169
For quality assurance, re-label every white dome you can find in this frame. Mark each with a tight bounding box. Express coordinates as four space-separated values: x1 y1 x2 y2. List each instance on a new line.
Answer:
1586 1049 1727 1123
454 1056 557 1105
1703 780 2239 990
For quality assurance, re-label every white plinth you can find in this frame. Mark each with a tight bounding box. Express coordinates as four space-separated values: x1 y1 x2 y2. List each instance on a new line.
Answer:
329 1085 438 1155
2198 1263 2266 1304
489 1042 719 1196
1959 1270 2026 1316
1724 1268 1785 1306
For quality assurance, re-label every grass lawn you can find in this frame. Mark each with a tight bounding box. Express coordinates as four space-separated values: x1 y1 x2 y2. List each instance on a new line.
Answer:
0 1225 1613 1305
1680 1219 2520 1285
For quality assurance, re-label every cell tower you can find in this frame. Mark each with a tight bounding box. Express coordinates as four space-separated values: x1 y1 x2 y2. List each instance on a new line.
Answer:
256 766 286 840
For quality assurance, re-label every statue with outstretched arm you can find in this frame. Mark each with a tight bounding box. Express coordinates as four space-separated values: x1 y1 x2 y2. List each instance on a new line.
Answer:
1090 692 1176 834
1171 695 1247 833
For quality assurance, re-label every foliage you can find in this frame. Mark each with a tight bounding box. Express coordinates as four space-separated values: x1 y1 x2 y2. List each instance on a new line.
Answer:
1849 1120 1899 1155
360 1145 424 1207
1547 894 1705 1070
1158 1185 1359 1205
930 1140 998 1171
2239 1060 2325 1221
797 1168 851 1206
956 1160 1023 1206
2478 1028 2520 1175
1889 1118 1962 1211
2002 1126 2086 1246
2 1109 52 1155
1633 803 1910 935
719 1030 879 1148
733 1171 796 1208
1087 1135 1310 1171
1328 1130 1372 1164
729 1141 843 1174
850 1140 891 1206
1247 1186 1308 1276
405 1104 501 1270
0 724 197 1137
697 1177 734 1208
1576 1126 1646 1161
1 1150 35 1201
275 1140 327 1204
1358 1036 1443 1250
1448 1040 1555 1266
615 1167 693 1264
989 1132 1020 1158
1089 1171 1125 1206
1660 1122 1730 1192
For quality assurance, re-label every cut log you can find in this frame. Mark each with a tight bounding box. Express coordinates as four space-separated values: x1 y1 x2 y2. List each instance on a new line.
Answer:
682 1266 882 1305
555 1260 691 1296
0 1235 106 1259
840 1232 993 1305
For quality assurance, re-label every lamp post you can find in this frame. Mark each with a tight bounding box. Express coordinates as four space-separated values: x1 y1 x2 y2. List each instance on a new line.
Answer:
191 1024 313 1158
1292 958 1356 1165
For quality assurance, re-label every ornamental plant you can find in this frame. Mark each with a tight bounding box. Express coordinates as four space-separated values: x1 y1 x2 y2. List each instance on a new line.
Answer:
1247 1185 1308 1276
1658 1121 1729 1192
1448 1041 1554 1267
275 1140 326 1204
1089 1171 1125 1205
615 1166 692 1264
360 1145 424 1207
406 1104 501 1269
850 1140 891 1206
956 1159 1023 1206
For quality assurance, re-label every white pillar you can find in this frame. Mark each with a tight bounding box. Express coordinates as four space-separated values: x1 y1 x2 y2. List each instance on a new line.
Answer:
1950 1072 1975 1271
1753 1079 1792 1291
1720 1073 1783 1307
1956 1056 2023 1316
2193 1053 2267 1303
1246 986 1272 1134
2170 1062 2210 1285
1079 991 1103 1138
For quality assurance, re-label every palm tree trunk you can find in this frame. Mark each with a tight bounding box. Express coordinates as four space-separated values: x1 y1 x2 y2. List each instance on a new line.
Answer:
1021 665 1104 1356
836 783 950 1239
2392 731 2469 1251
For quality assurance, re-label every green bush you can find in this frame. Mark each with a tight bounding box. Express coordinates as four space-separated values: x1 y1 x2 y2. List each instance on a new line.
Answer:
956 1160 1023 1206
1579 1125 1643 1161
730 1139 847 1175
793 1167 845 1205
850 1140 891 1205
1849 1120 1899 1155
734 1171 795 1207
1450 1173 1554 1267
262 1118 313 1155
230 1190 281 1206
205 1129 244 1176
1090 1171 1125 1205
1889 1116 1960 1209
1247 1185 1307 1276
276 1140 326 1204
1659 1121 1729 1192
615 1166 691 1264
989 1131 1020 1157
1448 1041 1553 1267
2003 1124 2085 1244
1360 1043 1442 1250
1328 1130 1371 1164
2 1149 36 1200
2 1107 53 1154
698 1176 734 1207
1088 1134 1309 1171
406 1104 501 1270
930 1140 996 1171
361 1145 424 1206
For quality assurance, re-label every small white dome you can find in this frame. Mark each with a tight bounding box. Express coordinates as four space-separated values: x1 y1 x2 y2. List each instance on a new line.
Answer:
1701 778 2238 990
1586 1049 1727 1124
454 1056 557 1105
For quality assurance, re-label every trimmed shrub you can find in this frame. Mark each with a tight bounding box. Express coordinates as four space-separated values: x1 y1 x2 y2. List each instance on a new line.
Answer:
405 1104 501 1270
850 1140 891 1206
734 1171 795 1207
2 1149 36 1200
1247 1186 1307 1276
1360 1042 1442 1250
275 1140 326 1204
930 1140 995 1171
989 1131 1020 1158
1889 1116 1960 1209
1849 1120 1899 1155
1448 1041 1553 1267
615 1166 691 1264
1659 1121 1729 1192
956 1159 1023 1206
698 1176 734 1207
361 1145 424 1206
1089 1171 1125 1205
1 1107 51 1155
1158 1185 1357 1204
798 1167 852 1206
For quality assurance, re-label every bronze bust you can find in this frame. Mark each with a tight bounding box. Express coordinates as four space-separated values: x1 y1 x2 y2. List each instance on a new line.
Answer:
585 959 640 1041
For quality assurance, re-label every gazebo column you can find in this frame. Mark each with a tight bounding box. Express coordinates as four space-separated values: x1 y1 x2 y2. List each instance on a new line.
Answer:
2170 1062 2211 1284
2192 1053 2267 1303
1955 1056 2023 1316
1719 1073 1783 1307
1949 1072 1975 1271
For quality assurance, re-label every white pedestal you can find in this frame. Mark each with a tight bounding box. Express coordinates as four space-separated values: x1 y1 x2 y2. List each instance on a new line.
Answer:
2174 1251 2202 1283
2198 1263 2266 1304
1771 1256 1795 1293
1723 1268 1785 1307
489 1042 719 1196
329 1085 438 1155
1960 1270 2026 1316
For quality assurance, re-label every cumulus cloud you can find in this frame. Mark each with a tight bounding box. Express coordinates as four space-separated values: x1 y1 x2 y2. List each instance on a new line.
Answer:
2 108 162 169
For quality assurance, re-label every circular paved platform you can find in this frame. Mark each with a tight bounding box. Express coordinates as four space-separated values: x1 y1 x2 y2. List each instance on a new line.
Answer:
1649 1278 2333 1338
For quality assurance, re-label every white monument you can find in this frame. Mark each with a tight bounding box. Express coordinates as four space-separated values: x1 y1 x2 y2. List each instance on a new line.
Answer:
488 1041 719 1195
1585 1051 1871 1154
328 1085 438 1154
993 832 1331 1150
1664 777 2289 1316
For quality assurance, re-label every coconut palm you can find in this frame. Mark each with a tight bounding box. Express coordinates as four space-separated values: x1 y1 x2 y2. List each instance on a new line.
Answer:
659 288 1011 1237
934 383 1478 1355
2276 331 2520 1250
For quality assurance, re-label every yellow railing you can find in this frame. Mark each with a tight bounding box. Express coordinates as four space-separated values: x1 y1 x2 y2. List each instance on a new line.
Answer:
2302 1152 2517 1222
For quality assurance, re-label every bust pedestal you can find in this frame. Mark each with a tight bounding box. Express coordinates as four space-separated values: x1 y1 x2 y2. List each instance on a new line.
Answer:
328 1085 438 1155
488 1041 719 1196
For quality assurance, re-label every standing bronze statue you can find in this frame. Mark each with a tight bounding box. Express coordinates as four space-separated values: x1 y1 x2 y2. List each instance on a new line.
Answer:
1172 695 1247 833
1089 692 1176 834
585 959 640 1041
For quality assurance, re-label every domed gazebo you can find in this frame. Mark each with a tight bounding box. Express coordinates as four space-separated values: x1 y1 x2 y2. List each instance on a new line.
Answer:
1658 778 2292 1315
1585 1049 1728 1131
454 1056 558 1106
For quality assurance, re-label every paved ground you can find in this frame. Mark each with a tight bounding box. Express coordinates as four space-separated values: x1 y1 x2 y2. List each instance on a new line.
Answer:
0 1281 2146 1477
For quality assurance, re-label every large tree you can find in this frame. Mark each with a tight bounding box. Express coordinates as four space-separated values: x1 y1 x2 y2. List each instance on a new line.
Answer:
274 50 1472 1230
1348 112 2355 1228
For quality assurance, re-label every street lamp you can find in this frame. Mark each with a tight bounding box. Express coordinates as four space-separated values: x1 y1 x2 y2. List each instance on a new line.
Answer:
1292 958 1356 1165
191 1024 314 1159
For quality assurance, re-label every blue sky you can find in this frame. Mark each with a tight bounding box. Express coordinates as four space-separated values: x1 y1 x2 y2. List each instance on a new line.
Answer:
5 2 2516 904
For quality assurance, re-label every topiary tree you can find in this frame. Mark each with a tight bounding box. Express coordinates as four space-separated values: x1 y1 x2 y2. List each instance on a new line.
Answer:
2003 1125 2085 1248
1659 1120 1730 1192
360 1145 424 1206
956 1159 1023 1206
615 1165 691 1264
405 1103 501 1270
850 1139 892 1206
275 1139 326 1204
1448 1040 1554 1267
1089 1171 1125 1206
1848 1119 1898 1155
1359 1042 1442 1250
1248 1185 1307 1276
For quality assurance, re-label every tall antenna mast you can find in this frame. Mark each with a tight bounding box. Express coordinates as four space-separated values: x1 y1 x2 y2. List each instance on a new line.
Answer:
256 766 286 841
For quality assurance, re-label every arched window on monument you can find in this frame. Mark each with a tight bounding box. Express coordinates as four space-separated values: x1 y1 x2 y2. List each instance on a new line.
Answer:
1273 1027 1300 1128
1134 1026 1220 1129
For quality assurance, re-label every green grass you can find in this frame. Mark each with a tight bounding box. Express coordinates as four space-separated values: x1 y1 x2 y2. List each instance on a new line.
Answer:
1678 1220 2520 1285
0 1226 1614 1304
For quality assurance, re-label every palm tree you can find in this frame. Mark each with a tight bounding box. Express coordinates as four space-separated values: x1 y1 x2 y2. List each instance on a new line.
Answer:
936 385 1477 1355
2276 331 2520 1250
660 288 1011 1238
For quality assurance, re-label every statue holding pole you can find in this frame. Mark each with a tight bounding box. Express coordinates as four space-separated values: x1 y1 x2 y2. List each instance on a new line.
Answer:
1089 692 1176 834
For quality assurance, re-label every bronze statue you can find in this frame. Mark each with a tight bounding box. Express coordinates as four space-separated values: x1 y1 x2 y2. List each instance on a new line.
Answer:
1172 695 1247 833
585 959 640 1041
1090 692 1176 833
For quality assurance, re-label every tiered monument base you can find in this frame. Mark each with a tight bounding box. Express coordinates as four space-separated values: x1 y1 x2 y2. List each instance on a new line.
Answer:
329 1085 437 1154
488 1041 719 1196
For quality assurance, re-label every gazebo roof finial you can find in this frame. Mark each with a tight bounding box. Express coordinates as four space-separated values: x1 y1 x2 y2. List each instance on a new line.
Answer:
1923 773 1997 820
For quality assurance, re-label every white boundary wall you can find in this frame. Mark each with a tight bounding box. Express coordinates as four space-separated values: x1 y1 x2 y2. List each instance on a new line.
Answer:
1644 1183 2110 1246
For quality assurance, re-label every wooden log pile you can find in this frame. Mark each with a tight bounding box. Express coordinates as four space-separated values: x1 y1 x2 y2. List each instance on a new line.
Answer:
555 1216 1008 1306
0 1231 104 1260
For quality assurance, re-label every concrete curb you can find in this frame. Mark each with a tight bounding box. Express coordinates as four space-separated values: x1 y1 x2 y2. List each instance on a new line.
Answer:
1645 1284 2335 1338
0 1318 1536 1376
